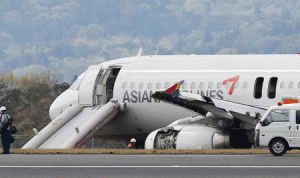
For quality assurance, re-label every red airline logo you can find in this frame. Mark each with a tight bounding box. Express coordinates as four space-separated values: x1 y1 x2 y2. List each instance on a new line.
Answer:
222 75 240 95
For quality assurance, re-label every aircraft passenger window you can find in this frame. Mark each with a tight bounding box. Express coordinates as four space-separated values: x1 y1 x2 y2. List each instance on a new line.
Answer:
199 82 204 89
208 82 213 89
243 81 248 89
289 81 294 89
165 82 170 89
254 77 264 99
191 82 196 89
147 82 152 89
268 77 278 99
156 82 161 89
296 111 300 124
139 82 144 89
226 82 230 89
298 82 300 89
234 82 239 89
122 82 127 89
182 82 187 89
130 82 135 89
217 82 221 89
280 81 285 89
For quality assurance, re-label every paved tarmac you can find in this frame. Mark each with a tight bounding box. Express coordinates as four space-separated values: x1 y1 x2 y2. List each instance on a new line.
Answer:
0 154 300 177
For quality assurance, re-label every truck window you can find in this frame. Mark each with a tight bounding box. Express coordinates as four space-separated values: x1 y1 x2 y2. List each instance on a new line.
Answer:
266 109 289 122
262 109 290 126
296 111 300 124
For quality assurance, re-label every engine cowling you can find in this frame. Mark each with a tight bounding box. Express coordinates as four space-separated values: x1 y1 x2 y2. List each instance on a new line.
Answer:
145 125 231 149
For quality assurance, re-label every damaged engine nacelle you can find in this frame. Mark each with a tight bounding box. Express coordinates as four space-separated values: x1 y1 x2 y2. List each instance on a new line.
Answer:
145 125 231 150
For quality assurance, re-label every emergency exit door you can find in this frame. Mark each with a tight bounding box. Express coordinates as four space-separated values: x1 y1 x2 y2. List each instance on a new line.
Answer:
78 65 102 106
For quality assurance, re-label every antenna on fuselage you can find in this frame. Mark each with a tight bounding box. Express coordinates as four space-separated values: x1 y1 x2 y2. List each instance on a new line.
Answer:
137 47 143 57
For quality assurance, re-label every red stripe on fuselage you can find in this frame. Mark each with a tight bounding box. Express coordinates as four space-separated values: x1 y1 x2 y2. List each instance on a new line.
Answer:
222 75 240 95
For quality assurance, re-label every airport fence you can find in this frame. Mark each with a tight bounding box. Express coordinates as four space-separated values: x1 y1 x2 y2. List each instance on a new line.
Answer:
0 135 127 149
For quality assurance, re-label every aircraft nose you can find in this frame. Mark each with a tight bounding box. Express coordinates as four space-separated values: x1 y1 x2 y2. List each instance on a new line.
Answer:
49 89 79 120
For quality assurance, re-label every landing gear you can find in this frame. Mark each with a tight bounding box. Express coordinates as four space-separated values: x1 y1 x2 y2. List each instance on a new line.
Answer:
230 129 252 149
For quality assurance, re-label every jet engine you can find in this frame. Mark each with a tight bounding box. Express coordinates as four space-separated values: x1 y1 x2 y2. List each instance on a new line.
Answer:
145 125 231 149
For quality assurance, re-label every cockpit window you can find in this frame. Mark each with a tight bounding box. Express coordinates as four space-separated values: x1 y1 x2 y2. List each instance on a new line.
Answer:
70 79 79 90
69 73 85 90
76 79 83 90
70 78 83 90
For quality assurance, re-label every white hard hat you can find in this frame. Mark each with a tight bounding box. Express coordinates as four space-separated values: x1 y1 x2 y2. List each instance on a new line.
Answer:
130 138 136 143
0 106 6 111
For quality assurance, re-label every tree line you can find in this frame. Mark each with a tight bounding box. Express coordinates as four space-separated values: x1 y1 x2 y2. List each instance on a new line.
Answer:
0 70 70 139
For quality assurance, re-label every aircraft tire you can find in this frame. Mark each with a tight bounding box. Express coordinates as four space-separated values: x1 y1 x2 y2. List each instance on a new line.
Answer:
269 138 287 156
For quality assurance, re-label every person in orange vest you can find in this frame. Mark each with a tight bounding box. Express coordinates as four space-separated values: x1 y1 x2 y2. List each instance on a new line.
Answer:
127 138 136 149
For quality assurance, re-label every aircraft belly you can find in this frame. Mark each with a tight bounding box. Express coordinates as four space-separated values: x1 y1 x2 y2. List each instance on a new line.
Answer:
96 102 198 137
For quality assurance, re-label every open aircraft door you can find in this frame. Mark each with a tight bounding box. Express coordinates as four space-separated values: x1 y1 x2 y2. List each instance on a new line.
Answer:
78 65 103 106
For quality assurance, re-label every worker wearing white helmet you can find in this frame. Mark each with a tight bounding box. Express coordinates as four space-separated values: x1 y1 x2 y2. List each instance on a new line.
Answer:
127 138 136 149
0 106 12 154
0 106 5 111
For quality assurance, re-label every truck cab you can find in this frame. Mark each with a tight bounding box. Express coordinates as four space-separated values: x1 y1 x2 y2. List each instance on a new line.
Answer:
255 102 300 156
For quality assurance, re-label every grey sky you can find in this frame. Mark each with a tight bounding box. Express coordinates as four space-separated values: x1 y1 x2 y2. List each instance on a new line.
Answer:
1 0 300 82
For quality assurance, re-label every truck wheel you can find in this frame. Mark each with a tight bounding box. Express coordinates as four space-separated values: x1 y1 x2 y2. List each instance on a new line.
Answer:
269 138 287 156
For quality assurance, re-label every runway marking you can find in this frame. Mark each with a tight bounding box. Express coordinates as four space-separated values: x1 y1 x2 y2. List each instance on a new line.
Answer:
0 166 300 168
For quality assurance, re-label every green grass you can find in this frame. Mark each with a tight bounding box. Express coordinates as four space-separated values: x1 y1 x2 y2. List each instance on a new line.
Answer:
10 148 300 155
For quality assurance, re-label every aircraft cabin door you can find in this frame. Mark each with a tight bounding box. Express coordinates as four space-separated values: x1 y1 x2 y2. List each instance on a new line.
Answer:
78 65 103 106
95 67 121 105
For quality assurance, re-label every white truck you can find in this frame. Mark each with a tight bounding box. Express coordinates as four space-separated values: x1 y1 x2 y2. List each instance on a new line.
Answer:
255 102 300 156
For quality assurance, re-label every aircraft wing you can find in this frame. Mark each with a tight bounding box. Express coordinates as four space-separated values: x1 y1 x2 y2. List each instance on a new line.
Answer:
152 81 268 126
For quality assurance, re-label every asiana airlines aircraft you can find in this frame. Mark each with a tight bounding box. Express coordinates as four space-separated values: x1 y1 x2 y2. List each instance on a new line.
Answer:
22 48 300 149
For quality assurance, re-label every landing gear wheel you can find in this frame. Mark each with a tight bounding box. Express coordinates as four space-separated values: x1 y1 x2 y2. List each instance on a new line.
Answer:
269 138 287 156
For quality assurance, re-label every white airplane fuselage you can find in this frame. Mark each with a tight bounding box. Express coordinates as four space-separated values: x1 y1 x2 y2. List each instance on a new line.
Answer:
49 54 300 142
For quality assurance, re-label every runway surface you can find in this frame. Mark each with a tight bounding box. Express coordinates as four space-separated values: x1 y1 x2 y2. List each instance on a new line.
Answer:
1 154 300 177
